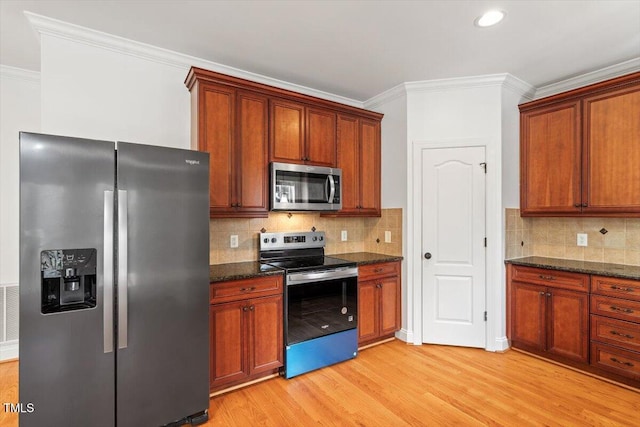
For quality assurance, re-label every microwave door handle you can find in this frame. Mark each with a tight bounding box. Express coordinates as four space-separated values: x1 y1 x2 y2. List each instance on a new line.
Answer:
327 175 336 203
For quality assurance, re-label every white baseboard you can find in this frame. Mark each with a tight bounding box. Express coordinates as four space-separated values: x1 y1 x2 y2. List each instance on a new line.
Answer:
0 340 18 361
490 336 510 352
395 328 416 344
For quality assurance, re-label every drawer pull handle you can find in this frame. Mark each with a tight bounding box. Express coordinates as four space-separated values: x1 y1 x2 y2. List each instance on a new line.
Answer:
610 285 635 292
240 287 256 292
610 330 635 339
610 306 634 314
610 357 634 367
538 275 555 280
374 268 384 273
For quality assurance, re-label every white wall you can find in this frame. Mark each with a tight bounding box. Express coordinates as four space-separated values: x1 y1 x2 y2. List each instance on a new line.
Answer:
40 36 191 148
0 65 41 360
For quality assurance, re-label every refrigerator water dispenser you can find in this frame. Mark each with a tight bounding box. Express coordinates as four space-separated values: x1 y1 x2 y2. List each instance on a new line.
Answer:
41 249 97 314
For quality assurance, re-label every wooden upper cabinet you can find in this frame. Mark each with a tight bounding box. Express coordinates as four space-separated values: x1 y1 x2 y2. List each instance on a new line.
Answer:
270 99 305 164
583 85 640 214
330 114 381 217
270 100 337 167
359 119 381 215
306 107 337 167
191 82 269 218
519 72 640 217
236 91 269 214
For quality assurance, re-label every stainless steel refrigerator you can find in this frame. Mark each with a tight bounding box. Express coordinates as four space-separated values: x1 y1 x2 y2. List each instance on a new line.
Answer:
19 132 210 426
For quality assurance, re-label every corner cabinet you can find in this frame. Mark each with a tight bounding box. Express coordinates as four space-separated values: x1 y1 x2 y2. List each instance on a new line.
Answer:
519 72 640 217
209 275 283 393
186 66 383 218
357 261 401 346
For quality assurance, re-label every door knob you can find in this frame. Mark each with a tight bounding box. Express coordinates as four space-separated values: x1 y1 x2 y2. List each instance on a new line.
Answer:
424 252 432 259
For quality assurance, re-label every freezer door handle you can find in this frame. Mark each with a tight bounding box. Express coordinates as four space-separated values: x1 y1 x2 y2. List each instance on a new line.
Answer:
118 190 128 349
103 191 114 353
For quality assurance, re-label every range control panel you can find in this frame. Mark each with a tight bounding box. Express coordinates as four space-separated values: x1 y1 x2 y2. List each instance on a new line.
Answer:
260 231 325 251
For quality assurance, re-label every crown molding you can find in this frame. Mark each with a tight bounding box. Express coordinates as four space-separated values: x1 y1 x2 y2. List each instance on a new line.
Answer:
502 74 535 101
404 73 512 94
0 64 40 84
534 57 640 99
364 82 407 110
24 11 364 108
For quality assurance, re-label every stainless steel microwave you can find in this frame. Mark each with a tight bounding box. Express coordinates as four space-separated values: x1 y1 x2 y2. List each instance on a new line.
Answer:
270 162 342 211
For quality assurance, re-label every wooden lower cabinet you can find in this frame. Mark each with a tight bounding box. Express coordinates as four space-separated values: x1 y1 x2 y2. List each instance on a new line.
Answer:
508 264 640 388
508 265 589 364
358 261 401 346
209 276 283 392
589 275 640 382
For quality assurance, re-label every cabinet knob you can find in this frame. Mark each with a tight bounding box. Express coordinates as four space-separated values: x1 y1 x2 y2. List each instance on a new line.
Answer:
376 283 382 288
574 203 581 208
249 305 255 311
539 291 545 295
242 306 249 312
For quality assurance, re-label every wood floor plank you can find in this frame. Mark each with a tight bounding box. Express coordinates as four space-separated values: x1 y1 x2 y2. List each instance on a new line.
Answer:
2 340 638 426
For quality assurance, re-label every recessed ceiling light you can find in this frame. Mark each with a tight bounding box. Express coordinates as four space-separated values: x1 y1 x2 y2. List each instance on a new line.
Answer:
475 10 506 27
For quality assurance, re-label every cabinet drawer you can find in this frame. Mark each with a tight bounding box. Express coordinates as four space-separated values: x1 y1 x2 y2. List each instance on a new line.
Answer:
359 262 400 280
590 341 640 381
510 265 589 292
591 315 640 351
591 295 640 323
592 275 640 302
210 275 283 304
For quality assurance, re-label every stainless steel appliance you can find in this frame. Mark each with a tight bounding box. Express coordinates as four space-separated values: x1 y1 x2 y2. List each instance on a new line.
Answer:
260 231 357 378
19 132 210 427
270 162 342 211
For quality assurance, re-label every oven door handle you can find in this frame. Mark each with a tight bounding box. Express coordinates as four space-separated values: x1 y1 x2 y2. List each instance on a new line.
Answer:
287 267 358 285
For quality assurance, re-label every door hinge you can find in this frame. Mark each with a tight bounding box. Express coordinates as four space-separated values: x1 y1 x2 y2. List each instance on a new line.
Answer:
484 311 487 321
480 162 487 173
484 237 487 247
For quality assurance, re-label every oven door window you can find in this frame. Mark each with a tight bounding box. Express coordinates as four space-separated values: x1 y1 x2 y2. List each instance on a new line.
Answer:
286 277 357 345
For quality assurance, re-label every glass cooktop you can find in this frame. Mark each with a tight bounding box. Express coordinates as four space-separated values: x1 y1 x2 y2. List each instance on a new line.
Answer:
262 256 355 272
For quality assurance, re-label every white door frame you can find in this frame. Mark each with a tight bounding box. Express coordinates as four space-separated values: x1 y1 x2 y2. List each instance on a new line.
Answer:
408 137 508 351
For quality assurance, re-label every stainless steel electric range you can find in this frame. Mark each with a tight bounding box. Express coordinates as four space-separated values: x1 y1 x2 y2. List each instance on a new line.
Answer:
260 231 358 378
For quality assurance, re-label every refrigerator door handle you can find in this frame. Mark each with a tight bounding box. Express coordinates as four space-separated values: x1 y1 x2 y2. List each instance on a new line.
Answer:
118 190 128 349
103 191 114 353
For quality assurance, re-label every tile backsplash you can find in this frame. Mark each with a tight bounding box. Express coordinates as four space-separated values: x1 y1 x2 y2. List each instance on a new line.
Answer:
209 208 403 264
505 208 640 266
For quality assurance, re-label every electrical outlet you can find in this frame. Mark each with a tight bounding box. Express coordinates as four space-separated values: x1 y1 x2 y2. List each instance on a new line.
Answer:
385 231 391 243
577 233 588 247
341 230 348 241
230 235 239 248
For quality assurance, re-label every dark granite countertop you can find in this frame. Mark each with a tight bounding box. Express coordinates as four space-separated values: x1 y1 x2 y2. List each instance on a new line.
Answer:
332 252 403 265
209 261 283 283
505 256 640 280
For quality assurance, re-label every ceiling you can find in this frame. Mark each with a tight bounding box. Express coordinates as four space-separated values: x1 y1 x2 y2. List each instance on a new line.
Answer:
1 0 639 101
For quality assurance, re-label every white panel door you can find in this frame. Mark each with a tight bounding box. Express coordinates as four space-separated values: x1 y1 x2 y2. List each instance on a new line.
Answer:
422 146 486 347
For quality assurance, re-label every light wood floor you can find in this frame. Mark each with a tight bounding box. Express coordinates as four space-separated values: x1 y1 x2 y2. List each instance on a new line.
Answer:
2 340 638 426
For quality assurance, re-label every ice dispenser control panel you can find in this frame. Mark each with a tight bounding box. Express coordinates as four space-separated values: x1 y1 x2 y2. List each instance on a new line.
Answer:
41 248 97 314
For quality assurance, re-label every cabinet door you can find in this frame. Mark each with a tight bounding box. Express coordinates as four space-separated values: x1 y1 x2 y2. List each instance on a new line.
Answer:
546 288 589 363
358 280 379 344
270 99 305 164
336 114 360 214
359 119 381 216
520 101 582 215
583 84 640 214
236 91 269 215
248 295 283 375
200 84 235 215
511 282 546 351
379 275 401 336
306 107 336 167
210 301 248 388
